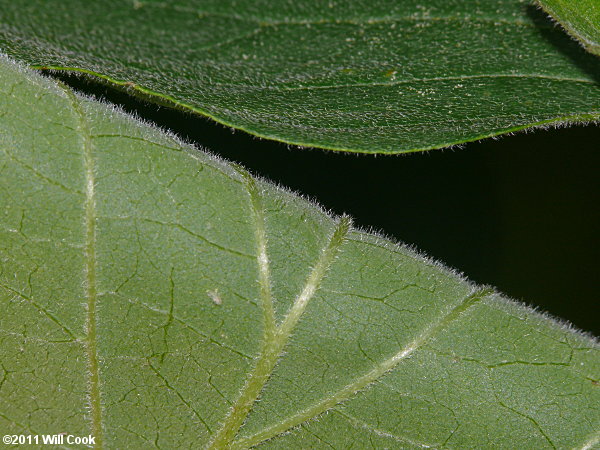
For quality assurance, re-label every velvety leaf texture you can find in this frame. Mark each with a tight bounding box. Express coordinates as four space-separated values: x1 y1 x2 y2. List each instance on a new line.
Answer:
0 0 599 153
0 55 599 448
536 0 600 56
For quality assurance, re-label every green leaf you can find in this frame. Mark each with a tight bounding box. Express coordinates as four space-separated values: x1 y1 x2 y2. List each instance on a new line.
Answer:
1 0 599 154
1 55 599 449
536 0 600 56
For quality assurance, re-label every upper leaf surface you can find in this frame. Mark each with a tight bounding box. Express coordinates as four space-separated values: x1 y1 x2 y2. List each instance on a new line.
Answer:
0 0 599 153
536 0 600 56
1 54 599 448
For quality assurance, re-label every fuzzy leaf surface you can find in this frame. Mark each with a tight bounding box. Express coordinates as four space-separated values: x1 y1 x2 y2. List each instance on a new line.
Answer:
0 56 599 448
536 0 600 56
0 0 599 153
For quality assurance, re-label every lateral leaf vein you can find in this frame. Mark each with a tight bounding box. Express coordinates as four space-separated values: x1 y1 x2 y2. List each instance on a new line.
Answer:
206 215 351 448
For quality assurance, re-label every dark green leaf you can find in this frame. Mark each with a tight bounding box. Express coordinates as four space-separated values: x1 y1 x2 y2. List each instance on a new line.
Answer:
1 0 599 153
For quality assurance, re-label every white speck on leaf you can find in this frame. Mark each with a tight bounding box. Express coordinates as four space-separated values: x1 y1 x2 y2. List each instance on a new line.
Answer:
207 289 222 305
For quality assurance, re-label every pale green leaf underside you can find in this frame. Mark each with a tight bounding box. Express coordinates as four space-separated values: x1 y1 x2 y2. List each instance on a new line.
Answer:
0 0 599 154
536 0 600 56
1 55 599 449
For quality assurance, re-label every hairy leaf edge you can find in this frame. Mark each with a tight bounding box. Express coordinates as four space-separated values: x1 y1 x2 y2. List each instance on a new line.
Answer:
534 0 600 57
30 65 600 155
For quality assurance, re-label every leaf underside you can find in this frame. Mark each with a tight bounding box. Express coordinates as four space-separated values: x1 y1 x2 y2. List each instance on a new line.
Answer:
0 55 599 448
0 0 599 154
536 0 600 56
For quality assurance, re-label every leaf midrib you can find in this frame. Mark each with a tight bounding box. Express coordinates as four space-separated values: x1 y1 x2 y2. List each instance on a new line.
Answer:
59 84 104 448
